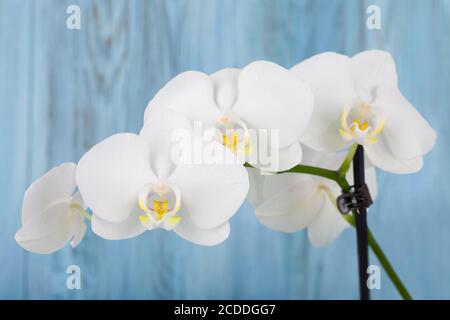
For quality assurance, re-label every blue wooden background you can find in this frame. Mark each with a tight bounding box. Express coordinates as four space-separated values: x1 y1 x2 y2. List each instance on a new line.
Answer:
0 0 449 299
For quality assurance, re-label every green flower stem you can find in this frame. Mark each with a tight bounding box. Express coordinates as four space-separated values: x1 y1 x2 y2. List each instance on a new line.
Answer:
70 203 92 221
340 213 412 299
368 229 412 300
245 162 412 299
337 143 358 178
279 164 338 180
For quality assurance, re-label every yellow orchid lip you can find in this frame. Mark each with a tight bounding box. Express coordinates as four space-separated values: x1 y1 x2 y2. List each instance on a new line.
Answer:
339 103 385 145
138 182 181 230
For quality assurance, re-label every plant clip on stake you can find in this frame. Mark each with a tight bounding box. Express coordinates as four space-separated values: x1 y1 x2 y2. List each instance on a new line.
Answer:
337 145 373 300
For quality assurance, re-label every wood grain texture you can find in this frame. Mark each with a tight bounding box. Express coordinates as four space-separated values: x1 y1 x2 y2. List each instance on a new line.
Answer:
0 0 449 299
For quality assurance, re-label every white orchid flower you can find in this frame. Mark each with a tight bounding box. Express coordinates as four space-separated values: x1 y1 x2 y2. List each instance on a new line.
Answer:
15 163 88 254
76 109 249 246
247 146 377 246
290 50 436 174
143 61 314 172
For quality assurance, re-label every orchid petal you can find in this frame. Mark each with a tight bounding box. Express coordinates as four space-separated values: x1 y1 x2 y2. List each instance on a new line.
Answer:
174 214 230 246
169 152 249 229
277 142 303 171
250 172 324 232
365 135 423 174
233 60 314 148
139 108 193 179
291 52 356 151
91 212 145 240
307 192 349 247
144 71 221 125
373 86 436 161
210 68 241 111
76 133 155 223
69 213 87 248
351 50 398 102
22 163 76 225
15 202 72 254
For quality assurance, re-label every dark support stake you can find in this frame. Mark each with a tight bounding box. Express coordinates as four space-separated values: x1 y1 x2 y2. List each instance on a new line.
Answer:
353 145 370 300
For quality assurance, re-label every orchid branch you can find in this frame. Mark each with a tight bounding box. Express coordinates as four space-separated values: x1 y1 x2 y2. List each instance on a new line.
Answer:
290 166 411 299
340 213 412 299
337 143 358 178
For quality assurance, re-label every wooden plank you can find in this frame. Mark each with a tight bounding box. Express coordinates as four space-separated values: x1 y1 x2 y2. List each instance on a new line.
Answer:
0 0 448 299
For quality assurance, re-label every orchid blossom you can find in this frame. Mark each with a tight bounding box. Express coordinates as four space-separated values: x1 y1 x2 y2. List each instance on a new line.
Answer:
144 61 313 172
15 163 88 254
247 146 377 246
76 109 249 246
290 50 436 174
